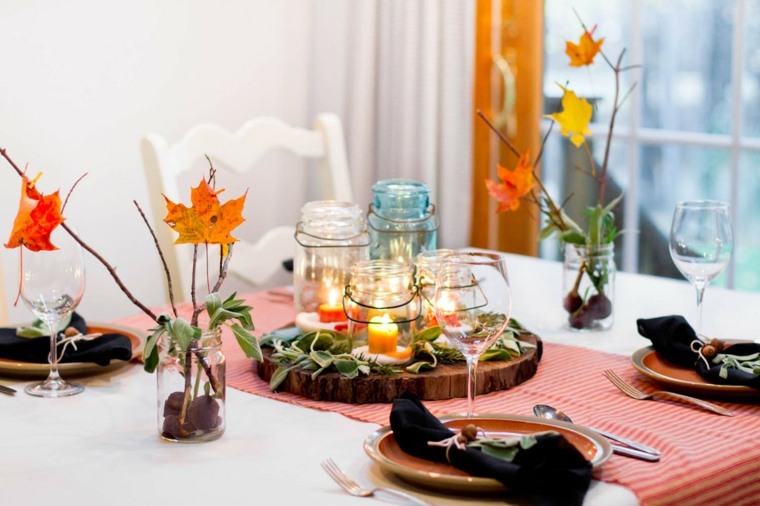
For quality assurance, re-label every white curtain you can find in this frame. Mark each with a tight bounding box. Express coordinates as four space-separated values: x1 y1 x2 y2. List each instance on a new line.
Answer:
308 0 474 248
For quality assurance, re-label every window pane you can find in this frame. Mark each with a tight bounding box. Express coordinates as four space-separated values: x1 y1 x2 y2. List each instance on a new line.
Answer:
637 144 731 286
743 0 760 137
544 1 634 128
640 0 734 135
736 151 760 291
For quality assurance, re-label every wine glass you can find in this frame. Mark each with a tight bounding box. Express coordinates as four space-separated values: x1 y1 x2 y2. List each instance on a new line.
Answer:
20 227 86 397
434 251 511 418
669 200 733 334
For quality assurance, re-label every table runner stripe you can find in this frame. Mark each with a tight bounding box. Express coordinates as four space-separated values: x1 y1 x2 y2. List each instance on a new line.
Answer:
115 292 760 506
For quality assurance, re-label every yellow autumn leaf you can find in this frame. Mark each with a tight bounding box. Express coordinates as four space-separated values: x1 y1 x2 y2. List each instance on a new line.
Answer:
546 85 592 148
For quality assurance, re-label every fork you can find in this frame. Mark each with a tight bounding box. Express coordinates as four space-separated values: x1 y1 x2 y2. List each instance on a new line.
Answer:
603 369 733 416
321 458 433 506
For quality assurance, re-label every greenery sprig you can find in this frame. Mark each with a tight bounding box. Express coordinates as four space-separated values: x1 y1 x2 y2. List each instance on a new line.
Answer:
261 318 535 391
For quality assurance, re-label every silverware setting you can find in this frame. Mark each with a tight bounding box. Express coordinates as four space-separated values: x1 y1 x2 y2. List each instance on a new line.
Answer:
321 458 433 506
533 404 660 462
603 369 733 417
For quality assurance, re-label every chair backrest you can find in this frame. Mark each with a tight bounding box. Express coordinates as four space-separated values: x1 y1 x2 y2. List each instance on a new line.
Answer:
140 113 352 303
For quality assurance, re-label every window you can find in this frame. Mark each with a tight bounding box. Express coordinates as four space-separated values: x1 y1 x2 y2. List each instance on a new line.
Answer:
543 0 760 291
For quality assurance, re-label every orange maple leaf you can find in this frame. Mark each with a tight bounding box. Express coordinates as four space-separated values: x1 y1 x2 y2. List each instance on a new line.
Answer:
484 150 534 213
566 29 604 67
4 175 64 251
163 178 246 245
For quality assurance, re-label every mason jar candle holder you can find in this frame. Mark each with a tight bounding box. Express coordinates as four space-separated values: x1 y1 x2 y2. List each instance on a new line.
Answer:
367 179 438 265
414 248 458 331
293 201 370 334
343 260 420 363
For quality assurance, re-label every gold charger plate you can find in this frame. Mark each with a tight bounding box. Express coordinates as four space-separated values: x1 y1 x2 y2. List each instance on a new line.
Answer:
363 414 612 493
631 346 758 398
0 322 146 379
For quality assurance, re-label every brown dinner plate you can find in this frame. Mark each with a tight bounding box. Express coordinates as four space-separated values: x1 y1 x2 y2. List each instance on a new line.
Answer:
0 322 146 379
363 414 611 493
631 346 758 398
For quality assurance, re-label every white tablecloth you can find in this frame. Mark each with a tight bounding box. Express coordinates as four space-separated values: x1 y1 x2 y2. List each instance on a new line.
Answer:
3 253 758 506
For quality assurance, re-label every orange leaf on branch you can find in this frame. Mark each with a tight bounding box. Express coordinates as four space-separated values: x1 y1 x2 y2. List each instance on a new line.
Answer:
4 174 64 252
163 178 246 246
565 28 604 67
485 150 534 212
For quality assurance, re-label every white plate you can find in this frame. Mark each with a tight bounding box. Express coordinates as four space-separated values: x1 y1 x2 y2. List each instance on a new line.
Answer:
364 414 611 493
0 322 146 379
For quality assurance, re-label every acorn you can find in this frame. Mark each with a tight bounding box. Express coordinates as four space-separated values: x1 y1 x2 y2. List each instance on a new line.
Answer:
701 344 717 358
586 293 612 319
461 424 480 442
163 391 185 416
187 395 221 431
64 326 80 337
569 308 592 329
563 291 583 313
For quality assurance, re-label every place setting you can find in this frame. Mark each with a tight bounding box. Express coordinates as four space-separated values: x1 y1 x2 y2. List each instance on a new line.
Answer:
0 226 144 395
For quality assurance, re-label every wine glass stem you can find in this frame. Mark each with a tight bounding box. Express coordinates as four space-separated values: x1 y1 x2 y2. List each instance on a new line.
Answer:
465 356 479 419
47 320 62 382
695 285 705 335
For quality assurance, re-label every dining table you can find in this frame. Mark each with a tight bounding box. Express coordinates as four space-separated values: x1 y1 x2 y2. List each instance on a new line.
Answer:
2 252 759 506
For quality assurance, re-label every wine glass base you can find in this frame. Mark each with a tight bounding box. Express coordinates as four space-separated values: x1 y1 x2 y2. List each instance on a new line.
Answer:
25 378 84 398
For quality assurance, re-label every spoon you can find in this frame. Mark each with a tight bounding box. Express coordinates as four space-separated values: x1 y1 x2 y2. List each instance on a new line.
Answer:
533 404 660 462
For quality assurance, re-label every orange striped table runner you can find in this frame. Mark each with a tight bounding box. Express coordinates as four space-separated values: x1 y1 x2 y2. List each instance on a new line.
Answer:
115 292 760 506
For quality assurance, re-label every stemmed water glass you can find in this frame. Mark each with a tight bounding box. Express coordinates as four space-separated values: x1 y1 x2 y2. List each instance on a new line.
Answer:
20 227 86 397
669 200 733 334
434 251 511 418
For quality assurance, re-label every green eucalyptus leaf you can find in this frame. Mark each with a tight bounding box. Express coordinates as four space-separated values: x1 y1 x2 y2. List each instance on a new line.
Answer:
415 326 442 342
334 359 360 378
406 361 434 374
560 230 586 245
481 349 512 361
205 293 223 320
310 350 334 369
231 323 262 361
270 365 293 390
539 223 557 240
170 318 197 351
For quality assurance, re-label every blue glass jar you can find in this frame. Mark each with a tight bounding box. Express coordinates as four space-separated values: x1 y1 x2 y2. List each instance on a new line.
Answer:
368 179 438 264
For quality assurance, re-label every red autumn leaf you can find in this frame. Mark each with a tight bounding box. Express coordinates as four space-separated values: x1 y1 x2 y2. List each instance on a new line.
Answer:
163 178 246 245
4 175 64 251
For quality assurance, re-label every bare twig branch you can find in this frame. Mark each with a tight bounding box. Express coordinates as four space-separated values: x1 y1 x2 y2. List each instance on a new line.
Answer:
62 172 88 213
134 200 178 318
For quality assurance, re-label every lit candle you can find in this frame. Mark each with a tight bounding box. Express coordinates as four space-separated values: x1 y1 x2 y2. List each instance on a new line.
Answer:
436 293 459 326
367 314 398 354
318 288 347 323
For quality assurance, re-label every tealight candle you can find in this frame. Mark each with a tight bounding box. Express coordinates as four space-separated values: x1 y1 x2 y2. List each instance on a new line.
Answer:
367 314 398 354
436 293 460 326
317 288 347 323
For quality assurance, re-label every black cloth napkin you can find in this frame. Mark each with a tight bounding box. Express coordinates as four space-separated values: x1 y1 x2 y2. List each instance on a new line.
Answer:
390 392 592 506
0 312 132 366
637 315 760 389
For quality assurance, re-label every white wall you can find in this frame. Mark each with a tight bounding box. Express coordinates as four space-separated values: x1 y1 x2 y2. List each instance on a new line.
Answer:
0 0 313 323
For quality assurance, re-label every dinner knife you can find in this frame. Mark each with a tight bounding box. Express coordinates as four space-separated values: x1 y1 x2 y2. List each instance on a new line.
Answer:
0 384 17 396
610 443 660 462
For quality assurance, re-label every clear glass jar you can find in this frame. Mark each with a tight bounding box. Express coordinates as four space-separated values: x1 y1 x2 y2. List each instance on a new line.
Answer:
414 248 457 331
293 201 369 333
343 260 420 354
157 328 225 442
563 243 615 331
368 179 438 264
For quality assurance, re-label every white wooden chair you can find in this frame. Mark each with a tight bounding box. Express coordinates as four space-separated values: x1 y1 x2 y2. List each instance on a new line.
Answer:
0 259 8 325
140 113 352 303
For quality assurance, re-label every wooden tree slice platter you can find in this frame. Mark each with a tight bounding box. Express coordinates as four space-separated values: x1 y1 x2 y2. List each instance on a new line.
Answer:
256 333 542 404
